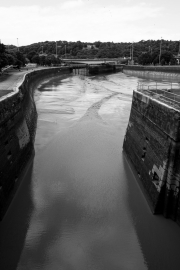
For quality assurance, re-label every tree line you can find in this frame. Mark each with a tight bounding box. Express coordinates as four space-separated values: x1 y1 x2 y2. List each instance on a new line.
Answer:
0 43 26 70
0 39 180 71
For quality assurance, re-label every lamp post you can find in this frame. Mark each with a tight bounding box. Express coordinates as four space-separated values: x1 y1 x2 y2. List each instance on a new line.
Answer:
56 42 61 59
159 38 162 65
149 46 152 54
130 44 131 60
132 42 134 65
17 38 19 51
129 42 133 65
56 41 57 58
65 45 66 59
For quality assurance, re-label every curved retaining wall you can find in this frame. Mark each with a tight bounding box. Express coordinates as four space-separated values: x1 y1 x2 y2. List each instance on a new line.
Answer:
0 67 71 219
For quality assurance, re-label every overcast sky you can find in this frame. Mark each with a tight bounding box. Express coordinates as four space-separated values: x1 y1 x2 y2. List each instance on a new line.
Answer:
0 0 180 46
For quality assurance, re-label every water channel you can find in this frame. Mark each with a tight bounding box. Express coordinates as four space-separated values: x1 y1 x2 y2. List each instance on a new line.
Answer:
0 71 180 270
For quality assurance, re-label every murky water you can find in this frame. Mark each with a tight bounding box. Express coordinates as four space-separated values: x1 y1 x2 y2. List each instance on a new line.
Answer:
1 72 180 270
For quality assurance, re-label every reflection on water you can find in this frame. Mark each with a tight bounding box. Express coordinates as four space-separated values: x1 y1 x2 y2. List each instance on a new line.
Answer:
1 72 180 270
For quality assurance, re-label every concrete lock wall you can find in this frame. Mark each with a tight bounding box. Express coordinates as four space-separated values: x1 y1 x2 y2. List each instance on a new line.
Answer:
0 67 71 220
123 66 180 81
123 89 180 225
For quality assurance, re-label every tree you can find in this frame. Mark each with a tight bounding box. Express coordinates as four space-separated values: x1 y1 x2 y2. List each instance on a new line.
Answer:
27 50 37 62
94 41 101 48
0 57 8 69
5 53 16 65
160 51 175 65
138 53 152 65
0 43 7 69
7 39 180 65
16 51 26 65
0 43 6 54
39 55 46 66
15 59 23 68
152 56 159 65
31 55 40 64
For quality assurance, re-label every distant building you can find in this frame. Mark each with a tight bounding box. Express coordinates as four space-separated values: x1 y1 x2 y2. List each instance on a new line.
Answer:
84 44 98 50
26 63 37 68
174 55 180 65
39 53 48 57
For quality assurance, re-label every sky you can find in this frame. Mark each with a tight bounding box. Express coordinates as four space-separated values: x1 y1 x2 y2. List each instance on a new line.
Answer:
0 0 180 46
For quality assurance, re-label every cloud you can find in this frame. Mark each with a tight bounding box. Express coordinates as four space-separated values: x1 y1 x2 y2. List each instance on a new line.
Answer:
61 0 84 9
0 3 170 45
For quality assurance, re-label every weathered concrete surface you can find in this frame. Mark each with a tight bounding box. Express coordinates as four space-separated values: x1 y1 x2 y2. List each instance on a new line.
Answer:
123 89 180 225
123 65 180 81
0 67 71 220
124 65 180 73
132 91 180 141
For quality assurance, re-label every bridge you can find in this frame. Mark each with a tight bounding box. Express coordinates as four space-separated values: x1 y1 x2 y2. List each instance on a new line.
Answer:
63 59 124 74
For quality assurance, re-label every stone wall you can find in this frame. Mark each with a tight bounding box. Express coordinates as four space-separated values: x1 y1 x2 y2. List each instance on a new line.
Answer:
123 89 180 225
0 67 71 219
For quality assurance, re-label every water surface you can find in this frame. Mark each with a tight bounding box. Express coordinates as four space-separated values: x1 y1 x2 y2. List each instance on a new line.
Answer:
1 72 180 270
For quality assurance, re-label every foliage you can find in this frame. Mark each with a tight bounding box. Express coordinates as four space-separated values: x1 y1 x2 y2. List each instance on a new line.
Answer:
0 44 26 70
0 43 6 54
138 49 176 65
0 39 180 70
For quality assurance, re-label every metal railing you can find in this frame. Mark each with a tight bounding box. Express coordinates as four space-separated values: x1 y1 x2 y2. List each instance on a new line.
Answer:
137 82 180 107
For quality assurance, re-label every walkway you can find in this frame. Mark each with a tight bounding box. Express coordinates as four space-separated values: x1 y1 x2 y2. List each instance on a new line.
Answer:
0 67 51 99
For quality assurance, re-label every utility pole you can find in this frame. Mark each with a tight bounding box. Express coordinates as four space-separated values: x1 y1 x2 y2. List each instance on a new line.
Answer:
17 38 19 51
159 38 162 65
65 45 66 58
129 43 133 65
130 44 131 60
132 42 134 65
56 41 57 58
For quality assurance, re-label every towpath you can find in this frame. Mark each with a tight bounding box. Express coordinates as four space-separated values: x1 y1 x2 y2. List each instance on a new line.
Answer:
0 68 30 98
0 67 50 99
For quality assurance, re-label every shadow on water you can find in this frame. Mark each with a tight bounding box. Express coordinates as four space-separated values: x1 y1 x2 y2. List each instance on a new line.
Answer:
37 74 73 92
0 160 34 270
123 155 180 270
17 192 83 269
